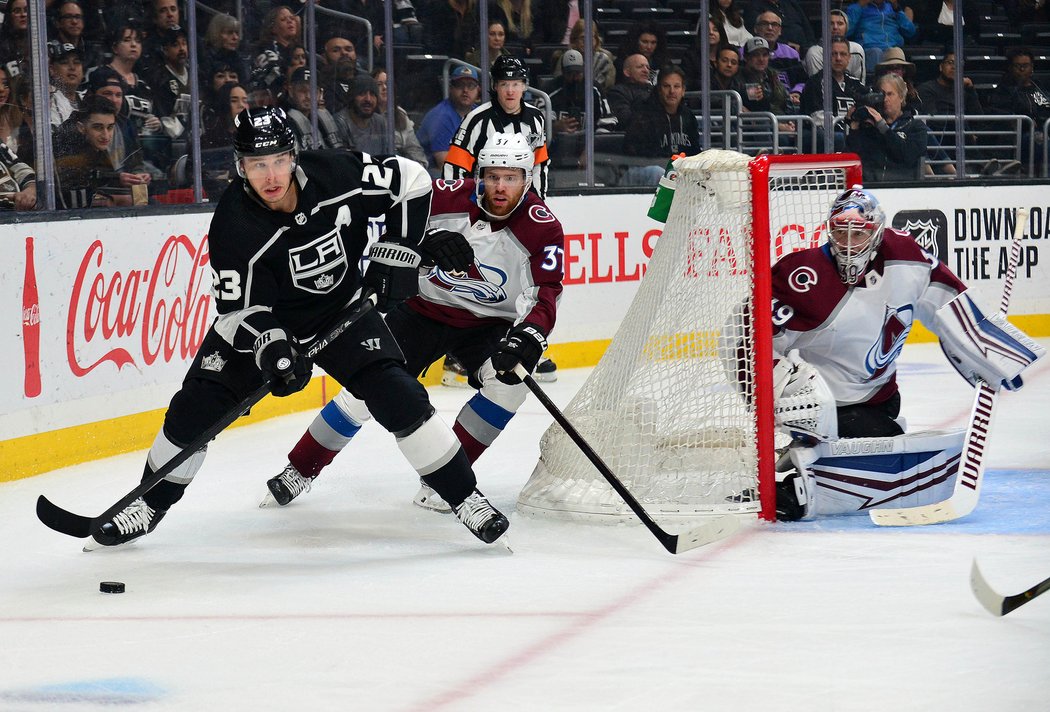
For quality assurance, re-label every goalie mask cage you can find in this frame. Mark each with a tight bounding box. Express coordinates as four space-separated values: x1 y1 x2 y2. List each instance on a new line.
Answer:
519 151 863 523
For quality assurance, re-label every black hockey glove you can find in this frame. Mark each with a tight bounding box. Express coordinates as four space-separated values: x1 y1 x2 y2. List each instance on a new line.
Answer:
363 241 422 312
253 329 312 397
418 228 474 273
491 322 548 385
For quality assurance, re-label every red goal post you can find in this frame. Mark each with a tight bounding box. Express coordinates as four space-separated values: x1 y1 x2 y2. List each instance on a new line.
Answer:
519 151 863 523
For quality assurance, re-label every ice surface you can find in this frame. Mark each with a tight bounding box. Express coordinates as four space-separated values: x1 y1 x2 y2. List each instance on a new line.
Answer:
2 342 1048 711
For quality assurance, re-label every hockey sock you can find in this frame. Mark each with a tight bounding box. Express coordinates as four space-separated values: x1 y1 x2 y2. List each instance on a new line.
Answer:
140 428 205 510
290 400 364 477
453 393 516 464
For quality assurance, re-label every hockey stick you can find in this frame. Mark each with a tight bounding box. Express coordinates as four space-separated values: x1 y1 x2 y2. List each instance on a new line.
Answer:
971 559 1050 616
36 295 377 539
514 365 741 554
870 208 1027 526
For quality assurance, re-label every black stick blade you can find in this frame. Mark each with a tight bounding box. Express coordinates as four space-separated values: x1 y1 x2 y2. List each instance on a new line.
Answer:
36 495 94 538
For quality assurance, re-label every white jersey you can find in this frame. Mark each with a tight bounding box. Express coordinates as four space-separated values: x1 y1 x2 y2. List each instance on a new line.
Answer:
771 230 967 406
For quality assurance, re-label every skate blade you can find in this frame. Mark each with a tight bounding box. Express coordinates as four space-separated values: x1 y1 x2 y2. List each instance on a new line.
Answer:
82 537 138 553
412 489 452 513
496 534 514 554
259 491 280 508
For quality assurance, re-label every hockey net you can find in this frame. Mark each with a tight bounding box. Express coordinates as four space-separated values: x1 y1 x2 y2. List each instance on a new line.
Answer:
518 150 863 523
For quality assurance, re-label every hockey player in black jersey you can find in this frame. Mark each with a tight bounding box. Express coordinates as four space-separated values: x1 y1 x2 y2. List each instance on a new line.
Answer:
86 106 509 549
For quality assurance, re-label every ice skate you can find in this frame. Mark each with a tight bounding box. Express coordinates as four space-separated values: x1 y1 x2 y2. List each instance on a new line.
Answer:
452 490 509 543
534 357 557 382
83 498 166 551
260 463 312 507
413 479 452 513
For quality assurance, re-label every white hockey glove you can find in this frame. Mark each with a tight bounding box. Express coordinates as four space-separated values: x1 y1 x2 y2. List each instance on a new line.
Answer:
933 292 1044 392
772 350 838 443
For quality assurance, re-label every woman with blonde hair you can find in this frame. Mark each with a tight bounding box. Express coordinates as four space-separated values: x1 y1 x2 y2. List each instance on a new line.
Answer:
494 0 536 47
554 19 616 91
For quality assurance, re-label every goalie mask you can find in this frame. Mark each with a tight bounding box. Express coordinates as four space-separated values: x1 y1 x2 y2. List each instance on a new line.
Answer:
826 187 885 286
475 132 534 220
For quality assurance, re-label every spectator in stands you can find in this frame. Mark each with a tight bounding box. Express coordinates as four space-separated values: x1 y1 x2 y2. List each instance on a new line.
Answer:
200 81 248 150
84 66 151 181
421 0 480 59
0 139 35 210
203 13 249 90
917 52 983 114
681 19 728 91
466 18 513 69
0 0 30 78
749 10 806 109
372 67 428 167
988 47 1049 169
846 0 917 72
846 73 928 182
535 0 576 45
623 65 700 185
53 96 148 209
801 36 865 149
553 19 616 92
542 49 615 134
255 5 300 73
804 9 866 84
285 44 307 85
279 67 350 150
335 74 390 155
492 0 537 48
607 53 652 131
50 0 102 70
102 21 162 139
734 37 791 115
873 47 923 113
202 59 240 106
914 0 980 46
712 0 753 48
616 22 667 86
8 73 33 164
712 45 741 91
150 26 191 135
417 64 480 172
319 34 365 114
0 66 19 147
141 0 180 74
443 55 550 197
338 0 422 54
745 0 815 52
48 41 84 128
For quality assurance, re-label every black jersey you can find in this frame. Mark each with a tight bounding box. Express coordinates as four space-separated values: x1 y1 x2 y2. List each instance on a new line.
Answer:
208 150 433 351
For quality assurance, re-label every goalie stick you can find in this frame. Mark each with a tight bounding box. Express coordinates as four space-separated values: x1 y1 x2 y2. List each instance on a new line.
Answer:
514 365 741 555
870 208 1028 527
971 559 1050 616
36 294 377 540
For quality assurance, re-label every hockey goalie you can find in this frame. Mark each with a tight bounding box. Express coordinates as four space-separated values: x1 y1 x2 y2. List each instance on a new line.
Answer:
763 187 1044 520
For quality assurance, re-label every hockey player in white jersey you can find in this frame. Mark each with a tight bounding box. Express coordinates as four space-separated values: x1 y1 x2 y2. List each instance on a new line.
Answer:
768 187 1043 520
263 132 565 511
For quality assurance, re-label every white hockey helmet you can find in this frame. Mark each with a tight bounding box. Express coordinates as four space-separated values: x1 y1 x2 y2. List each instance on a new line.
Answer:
475 132 534 218
825 186 886 285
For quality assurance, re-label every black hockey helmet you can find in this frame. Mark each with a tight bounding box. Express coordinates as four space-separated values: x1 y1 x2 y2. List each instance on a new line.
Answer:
490 55 528 85
233 106 297 161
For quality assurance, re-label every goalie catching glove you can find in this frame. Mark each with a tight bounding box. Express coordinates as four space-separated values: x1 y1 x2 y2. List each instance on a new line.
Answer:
772 350 838 443
363 241 422 312
491 322 548 385
418 228 474 273
254 328 312 397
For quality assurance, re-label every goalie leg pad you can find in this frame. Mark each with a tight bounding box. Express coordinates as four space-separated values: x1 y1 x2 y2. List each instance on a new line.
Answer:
799 430 965 515
934 292 1045 390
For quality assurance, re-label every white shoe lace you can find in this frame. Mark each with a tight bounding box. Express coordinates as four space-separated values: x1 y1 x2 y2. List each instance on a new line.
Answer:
454 491 497 533
112 498 153 535
279 464 311 497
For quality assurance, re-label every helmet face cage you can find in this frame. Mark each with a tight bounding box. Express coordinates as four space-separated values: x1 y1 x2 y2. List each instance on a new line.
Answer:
825 187 885 285
233 106 298 178
474 133 534 219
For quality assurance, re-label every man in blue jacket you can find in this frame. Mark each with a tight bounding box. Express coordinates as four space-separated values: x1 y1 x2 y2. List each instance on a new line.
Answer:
846 0 916 72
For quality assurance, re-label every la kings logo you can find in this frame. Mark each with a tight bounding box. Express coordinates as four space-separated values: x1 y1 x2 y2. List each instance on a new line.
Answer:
892 210 948 261
288 229 348 294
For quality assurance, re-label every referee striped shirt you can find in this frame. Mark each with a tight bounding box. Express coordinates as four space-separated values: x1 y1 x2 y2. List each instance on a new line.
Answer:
442 100 550 198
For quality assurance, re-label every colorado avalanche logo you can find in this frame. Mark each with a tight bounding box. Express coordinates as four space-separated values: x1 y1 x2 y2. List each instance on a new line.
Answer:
865 304 914 378
435 178 465 192
528 205 556 223
787 266 818 293
427 261 508 303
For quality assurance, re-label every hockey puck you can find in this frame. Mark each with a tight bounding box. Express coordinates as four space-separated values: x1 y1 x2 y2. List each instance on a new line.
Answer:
99 581 125 594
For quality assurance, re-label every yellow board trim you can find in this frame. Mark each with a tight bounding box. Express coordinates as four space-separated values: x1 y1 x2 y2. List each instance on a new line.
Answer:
3 315 1046 483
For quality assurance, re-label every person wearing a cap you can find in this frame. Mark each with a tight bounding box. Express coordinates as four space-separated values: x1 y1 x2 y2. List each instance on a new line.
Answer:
48 41 84 128
335 74 392 156
747 10 806 104
803 9 865 84
80 66 151 189
735 37 791 115
845 0 916 72
281 67 351 151
417 65 481 173
539 49 614 137
873 47 923 112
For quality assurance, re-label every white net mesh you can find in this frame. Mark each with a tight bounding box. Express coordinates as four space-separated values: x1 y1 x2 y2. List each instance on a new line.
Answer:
518 151 857 522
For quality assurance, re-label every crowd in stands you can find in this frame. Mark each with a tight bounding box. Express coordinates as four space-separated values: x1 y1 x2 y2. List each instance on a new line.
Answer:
0 0 1048 211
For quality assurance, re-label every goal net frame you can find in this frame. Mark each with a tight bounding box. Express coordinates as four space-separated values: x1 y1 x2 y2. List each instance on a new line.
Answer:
519 151 863 523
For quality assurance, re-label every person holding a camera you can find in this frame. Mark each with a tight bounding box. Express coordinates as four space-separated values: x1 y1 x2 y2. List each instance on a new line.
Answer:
845 73 927 183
